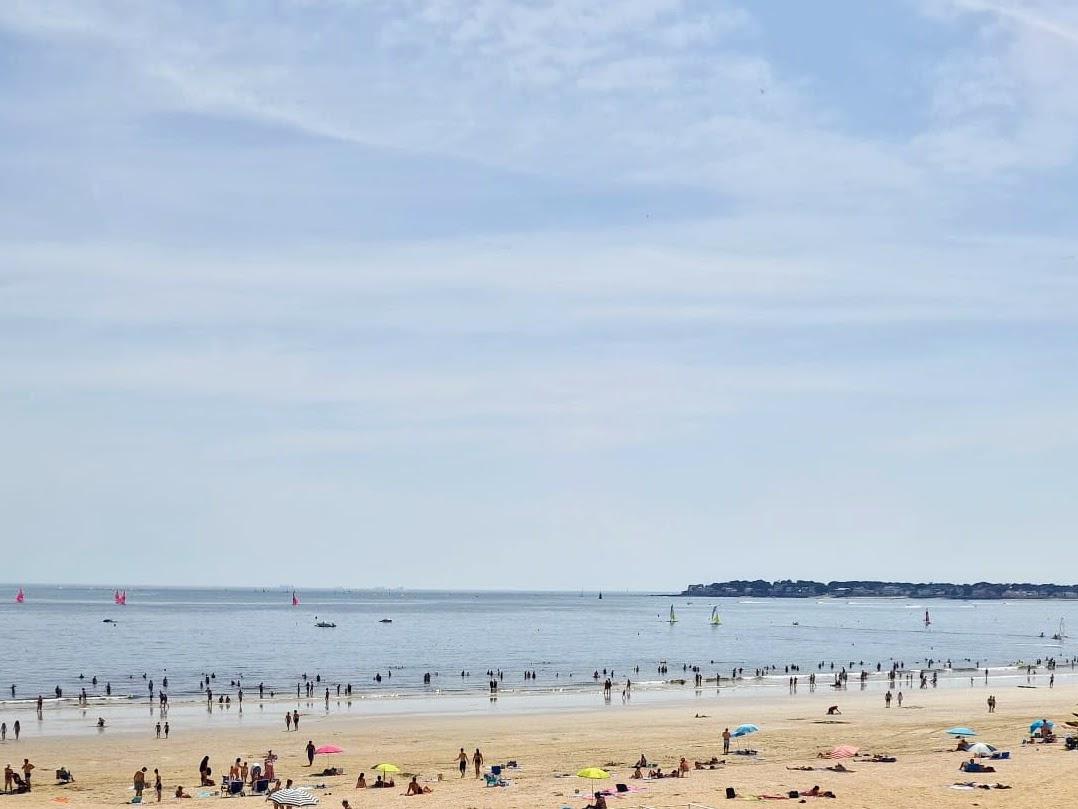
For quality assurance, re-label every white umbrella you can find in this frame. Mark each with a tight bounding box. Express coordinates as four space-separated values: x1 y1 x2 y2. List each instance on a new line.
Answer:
967 743 996 758
268 789 319 806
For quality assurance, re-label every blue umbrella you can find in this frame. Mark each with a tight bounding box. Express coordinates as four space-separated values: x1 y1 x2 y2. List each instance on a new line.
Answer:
733 723 760 737
946 727 977 737
1030 719 1054 733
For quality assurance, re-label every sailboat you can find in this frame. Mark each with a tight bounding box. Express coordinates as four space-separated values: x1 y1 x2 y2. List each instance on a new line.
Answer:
1052 618 1066 642
114 589 127 605
291 591 300 607
15 587 25 604
598 591 603 600
924 610 931 626
709 606 722 626
668 604 678 624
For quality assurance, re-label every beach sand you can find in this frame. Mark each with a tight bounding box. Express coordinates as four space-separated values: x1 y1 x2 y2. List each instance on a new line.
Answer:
4 681 1076 808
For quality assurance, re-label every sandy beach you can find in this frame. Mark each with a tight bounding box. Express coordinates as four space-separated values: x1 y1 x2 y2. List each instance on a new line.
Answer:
3 680 1076 808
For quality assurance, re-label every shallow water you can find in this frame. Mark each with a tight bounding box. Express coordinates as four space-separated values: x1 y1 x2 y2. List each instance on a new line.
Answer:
1 585 1073 705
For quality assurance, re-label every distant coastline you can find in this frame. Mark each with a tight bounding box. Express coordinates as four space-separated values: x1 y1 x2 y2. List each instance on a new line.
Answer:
682 579 1078 599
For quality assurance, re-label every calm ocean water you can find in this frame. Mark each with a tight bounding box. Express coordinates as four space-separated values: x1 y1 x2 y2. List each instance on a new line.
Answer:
1 586 1074 704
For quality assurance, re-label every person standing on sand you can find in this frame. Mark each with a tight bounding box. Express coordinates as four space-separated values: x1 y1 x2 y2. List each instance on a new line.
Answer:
884 691 892 707
306 740 315 767
164 722 170 739
133 767 147 799
473 748 484 778
292 710 299 731
1 722 5 742
154 768 162 802
456 748 468 778
13 721 19 741
722 728 731 755
156 722 161 739
897 691 903 707
21 759 33 791
286 713 292 731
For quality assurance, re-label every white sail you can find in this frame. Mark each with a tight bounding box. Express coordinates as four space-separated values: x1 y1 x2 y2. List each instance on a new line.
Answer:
710 606 721 625
668 604 678 623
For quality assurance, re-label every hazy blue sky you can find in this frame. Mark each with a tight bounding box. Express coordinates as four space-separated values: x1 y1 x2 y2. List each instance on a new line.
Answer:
2 1 1078 590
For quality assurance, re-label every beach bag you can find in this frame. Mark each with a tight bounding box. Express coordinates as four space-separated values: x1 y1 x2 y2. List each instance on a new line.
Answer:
726 787 736 799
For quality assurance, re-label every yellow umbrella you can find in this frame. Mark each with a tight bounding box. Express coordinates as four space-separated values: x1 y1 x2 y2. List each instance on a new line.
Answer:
576 768 610 780
372 763 401 775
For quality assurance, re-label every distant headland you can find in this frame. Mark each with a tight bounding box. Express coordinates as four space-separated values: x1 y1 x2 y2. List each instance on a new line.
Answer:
682 580 1078 600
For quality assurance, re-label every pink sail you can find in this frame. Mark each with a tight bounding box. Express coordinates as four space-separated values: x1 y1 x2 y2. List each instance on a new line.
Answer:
15 587 25 603
292 591 300 606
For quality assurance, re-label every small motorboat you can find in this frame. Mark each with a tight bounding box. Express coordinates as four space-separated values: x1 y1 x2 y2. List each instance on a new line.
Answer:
102 618 117 623
378 618 392 624
314 618 337 628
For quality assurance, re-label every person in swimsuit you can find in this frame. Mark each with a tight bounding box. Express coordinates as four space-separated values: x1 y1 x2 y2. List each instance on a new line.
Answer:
456 749 468 778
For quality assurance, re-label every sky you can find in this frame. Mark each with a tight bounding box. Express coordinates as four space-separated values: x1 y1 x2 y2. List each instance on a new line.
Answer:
2 0 1078 590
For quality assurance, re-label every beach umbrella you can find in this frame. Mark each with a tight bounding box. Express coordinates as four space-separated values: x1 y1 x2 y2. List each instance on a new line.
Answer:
946 727 976 737
576 768 610 780
732 723 759 737
268 789 319 807
829 745 858 759
372 763 401 775
1030 719 1054 733
314 745 343 755
967 743 996 758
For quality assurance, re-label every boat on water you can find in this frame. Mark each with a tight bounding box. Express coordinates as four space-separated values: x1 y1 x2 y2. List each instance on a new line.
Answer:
15 587 24 604
667 605 678 624
378 618 392 623
314 617 336 628
292 591 300 606
924 610 931 626
1052 618 1066 642
709 606 722 626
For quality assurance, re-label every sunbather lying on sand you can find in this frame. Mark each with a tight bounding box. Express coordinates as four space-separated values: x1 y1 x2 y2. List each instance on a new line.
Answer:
960 759 995 773
800 785 836 798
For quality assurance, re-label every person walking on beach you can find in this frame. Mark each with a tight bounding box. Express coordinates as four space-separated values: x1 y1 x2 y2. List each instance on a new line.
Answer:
472 748 484 778
154 768 162 802
164 722 169 739
133 767 147 800
722 728 731 755
456 748 468 778
156 722 161 739
1 722 5 742
292 710 299 731
897 691 903 708
285 712 292 731
884 690 892 707
305 740 315 767
12 721 19 741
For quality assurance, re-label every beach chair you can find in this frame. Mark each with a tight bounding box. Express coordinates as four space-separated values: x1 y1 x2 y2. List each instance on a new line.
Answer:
221 779 244 797
252 779 270 795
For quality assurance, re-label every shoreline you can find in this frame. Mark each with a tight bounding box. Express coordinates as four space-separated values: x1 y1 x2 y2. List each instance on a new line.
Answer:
4 663 1072 740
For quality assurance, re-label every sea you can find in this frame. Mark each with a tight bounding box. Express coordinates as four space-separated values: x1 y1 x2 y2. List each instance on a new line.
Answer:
2 586 1073 708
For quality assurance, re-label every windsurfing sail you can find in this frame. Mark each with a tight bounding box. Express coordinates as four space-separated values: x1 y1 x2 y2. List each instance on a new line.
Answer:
15 587 25 604
924 610 931 625
710 606 721 625
292 591 300 607
1052 618 1066 641
668 604 678 623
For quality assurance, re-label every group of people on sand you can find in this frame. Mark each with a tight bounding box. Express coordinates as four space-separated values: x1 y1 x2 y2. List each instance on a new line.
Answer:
3 760 34 794
629 753 701 780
